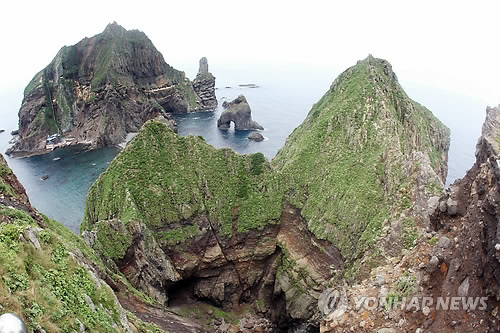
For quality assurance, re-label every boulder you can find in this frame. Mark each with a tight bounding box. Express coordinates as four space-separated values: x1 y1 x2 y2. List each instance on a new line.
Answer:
217 95 263 130
248 132 264 142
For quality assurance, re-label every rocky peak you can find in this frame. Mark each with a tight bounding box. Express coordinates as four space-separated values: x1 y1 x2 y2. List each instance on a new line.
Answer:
476 105 500 161
273 56 449 269
192 57 217 109
6 24 212 157
102 21 128 37
198 56 209 73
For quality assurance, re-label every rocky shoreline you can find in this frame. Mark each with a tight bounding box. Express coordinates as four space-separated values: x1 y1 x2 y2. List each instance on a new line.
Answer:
6 23 214 158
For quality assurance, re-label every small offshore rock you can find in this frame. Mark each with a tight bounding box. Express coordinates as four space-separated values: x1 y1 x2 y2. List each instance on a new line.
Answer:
217 95 263 130
248 132 264 142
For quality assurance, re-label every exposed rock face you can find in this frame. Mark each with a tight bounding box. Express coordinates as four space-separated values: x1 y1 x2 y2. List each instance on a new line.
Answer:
217 95 263 130
83 56 450 330
0 154 43 226
1 157 206 333
82 121 341 330
192 57 217 109
424 105 500 332
320 106 500 333
6 22 209 157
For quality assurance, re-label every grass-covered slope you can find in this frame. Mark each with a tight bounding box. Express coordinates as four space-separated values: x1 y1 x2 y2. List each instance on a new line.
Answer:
0 155 169 333
82 120 283 245
272 55 450 261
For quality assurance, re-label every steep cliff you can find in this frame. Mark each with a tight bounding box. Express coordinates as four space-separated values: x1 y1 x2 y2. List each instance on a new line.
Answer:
7 22 210 157
193 57 217 109
321 106 500 333
424 105 500 332
81 120 341 331
273 55 450 275
0 154 209 333
82 55 450 331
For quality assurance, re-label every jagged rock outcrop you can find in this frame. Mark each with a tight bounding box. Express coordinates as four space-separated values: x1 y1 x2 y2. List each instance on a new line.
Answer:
83 56 450 331
6 22 210 157
320 106 500 333
423 105 500 332
82 120 341 331
217 95 264 130
192 57 217 109
0 154 43 226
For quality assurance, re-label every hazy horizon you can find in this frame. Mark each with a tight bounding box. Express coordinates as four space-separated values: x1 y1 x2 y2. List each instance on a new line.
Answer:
0 0 498 106
0 0 498 187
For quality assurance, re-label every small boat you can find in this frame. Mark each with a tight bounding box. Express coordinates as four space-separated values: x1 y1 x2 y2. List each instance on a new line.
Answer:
53 157 61 161
40 175 49 181
92 163 96 166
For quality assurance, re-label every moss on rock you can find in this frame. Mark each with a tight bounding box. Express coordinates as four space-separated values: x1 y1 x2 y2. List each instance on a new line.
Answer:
83 120 283 240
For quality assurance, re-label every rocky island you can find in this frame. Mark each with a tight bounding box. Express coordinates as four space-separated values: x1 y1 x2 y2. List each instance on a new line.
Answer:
6 22 214 158
1 52 499 333
217 95 264 130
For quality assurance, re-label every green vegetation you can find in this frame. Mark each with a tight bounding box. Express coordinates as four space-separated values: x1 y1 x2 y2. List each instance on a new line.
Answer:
272 56 449 270
91 38 112 89
0 207 127 333
0 156 164 333
93 220 133 260
386 272 416 310
250 152 266 175
82 121 283 248
0 161 16 198
23 71 44 96
157 224 199 246
402 217 419 249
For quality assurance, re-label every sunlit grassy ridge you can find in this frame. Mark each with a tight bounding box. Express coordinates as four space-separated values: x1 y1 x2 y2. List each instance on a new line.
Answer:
0 157 165 333
272 56 449 261
82 121 283 254
83 56 449 276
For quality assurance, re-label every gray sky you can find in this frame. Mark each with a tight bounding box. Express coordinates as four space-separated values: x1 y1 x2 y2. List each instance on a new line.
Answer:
0 0 498 105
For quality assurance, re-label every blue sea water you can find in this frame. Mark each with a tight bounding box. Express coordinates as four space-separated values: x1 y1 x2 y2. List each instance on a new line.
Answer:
0 62 489 233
